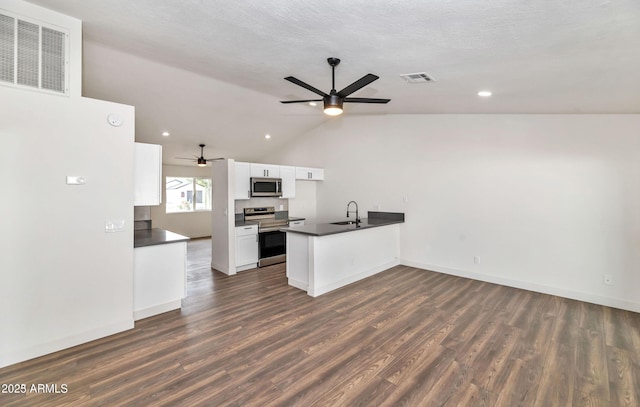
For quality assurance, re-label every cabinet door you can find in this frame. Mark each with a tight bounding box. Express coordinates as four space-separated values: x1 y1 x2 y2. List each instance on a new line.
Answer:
289 220 305 226
279 165 296 198
134 143 162 205
250 163 280 178
295 166 324 181
234 162 251 200
236 233 258 267
309 168 324 180
133 242 186 320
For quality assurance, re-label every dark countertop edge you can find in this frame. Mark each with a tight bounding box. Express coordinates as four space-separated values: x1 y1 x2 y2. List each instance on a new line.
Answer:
288 217 306 222
235 220 259 227
280 218 403 237
368 211 405 222
134 228 190 248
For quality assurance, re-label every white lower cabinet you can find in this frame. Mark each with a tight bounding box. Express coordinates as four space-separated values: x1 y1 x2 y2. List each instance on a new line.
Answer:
236 224 258 271
133 242 186 321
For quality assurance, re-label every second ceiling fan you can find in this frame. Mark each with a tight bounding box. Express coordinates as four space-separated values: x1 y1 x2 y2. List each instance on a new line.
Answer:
280 57 390 116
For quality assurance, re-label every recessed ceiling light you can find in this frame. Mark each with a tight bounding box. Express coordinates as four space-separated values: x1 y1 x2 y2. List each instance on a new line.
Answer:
308 102 317 107
477 91 492 97
265 134 271 139
161 131 170 136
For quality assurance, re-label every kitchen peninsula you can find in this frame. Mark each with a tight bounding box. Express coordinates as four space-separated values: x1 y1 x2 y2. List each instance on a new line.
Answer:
134 228 189 320
283 212 404 296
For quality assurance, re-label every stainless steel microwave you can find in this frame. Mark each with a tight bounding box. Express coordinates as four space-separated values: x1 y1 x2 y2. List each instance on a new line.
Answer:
250 177 282 197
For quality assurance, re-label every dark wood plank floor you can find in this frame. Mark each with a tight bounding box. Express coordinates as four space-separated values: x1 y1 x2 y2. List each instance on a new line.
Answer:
1 238 639 406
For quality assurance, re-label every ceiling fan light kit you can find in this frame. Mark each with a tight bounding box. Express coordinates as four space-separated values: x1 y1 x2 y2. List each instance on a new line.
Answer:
323 93 343 116
281 57 390 116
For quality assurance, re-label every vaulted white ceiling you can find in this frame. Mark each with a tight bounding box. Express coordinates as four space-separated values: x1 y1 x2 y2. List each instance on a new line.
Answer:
26 0 640 164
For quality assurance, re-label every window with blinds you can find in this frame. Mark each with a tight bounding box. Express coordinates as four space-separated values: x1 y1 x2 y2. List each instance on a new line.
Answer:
0 11 68 95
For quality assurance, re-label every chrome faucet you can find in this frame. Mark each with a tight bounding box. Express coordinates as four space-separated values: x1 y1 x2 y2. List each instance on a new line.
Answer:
346 200 360 223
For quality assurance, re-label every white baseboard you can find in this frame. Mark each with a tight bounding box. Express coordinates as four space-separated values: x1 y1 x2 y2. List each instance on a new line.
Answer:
236 263 257 272
288 277 308 291
401 259 640 313
0 319 134 369
310 259 400 297
133 300 182 321
211 261 234 275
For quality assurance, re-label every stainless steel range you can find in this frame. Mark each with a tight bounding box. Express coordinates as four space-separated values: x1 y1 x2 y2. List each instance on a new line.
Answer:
244 207 288 267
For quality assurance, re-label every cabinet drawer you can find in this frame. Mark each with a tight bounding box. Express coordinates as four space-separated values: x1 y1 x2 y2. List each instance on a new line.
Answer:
236 224 258 236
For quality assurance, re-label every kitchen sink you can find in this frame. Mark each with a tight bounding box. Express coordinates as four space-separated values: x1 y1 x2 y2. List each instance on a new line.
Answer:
330 220 360 225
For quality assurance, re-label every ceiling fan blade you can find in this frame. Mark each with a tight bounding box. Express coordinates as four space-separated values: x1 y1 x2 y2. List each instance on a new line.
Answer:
175 157 197 160
280 99 323 104
343 97 390 104
336 74 379 98
284 76 328 97
204 157 225 161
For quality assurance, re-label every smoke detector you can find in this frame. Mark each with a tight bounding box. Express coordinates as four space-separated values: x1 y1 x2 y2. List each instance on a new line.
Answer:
399 72 435 83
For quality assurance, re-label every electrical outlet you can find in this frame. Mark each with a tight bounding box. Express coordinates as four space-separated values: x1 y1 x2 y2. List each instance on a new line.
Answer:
474 256 481 265
603 274 613 286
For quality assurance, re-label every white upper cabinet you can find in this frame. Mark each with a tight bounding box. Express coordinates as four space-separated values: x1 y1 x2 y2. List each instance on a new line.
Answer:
235 161 251 200
134 142 162 206
279 165 296 199
233 161 323 200
296 166 324 181
250 163 280 178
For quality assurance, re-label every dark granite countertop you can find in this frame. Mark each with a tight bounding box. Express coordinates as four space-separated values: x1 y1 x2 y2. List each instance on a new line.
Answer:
281 212 404 237
134 228 190 248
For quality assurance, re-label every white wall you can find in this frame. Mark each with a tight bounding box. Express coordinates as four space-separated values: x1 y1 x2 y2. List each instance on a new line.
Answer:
288 180 317 223
149 164 212 238
0 0 135 368
268 114 640 312
0 87 135 367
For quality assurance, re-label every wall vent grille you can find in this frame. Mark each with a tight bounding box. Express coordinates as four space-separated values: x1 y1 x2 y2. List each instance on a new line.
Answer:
399 72 435 83
0 11 68 95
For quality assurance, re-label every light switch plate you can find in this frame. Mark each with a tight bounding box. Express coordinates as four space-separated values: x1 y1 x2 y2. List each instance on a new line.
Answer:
105 219 125 233
66 176 86 185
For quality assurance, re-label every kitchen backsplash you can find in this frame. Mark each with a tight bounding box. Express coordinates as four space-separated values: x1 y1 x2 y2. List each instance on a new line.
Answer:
134 206 151 221
235 198 288 214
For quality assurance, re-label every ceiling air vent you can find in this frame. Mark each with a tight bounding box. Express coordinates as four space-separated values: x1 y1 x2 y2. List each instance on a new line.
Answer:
0 11 69 95
399 72 435 83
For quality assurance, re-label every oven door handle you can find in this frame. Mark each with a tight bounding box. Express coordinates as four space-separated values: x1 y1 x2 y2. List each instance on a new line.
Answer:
259 227 287 233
